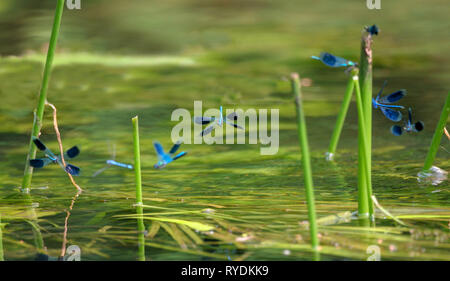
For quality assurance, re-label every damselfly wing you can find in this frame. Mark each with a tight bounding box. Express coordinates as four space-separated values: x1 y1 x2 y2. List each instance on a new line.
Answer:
373 81 406 122
29 137 81 176
153 140 187 169
311 52 357 68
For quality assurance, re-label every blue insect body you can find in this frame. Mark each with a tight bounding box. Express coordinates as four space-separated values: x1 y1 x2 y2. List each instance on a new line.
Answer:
106 160 133 169
365 25 379 36
391 107 424 136
311 52 357 68
92 143 133 177
153 140 187 169
372 80 406 122
29 137 81 176
194 106 243 136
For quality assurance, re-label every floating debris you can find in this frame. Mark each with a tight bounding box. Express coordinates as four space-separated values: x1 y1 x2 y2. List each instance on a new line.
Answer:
202 208 215 214
236 234 254 243
325 152 334 162
417 166 448 186
302 211 354 226
389 244 398 252
301 78 313 87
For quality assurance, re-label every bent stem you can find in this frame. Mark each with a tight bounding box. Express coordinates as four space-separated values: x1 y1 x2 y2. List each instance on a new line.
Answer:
423 92 450 171
46 102 82 192
327 75 355 160
290 73 319 253
132 116 146 261
26 219 45 251
60 189 81 259
371 196 406 226
353 73 374 219
22 0 65 189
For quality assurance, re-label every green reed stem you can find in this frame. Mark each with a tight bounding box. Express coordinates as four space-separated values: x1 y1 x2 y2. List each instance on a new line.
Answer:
136 205 145 261
423 92 450 171
327 75 355 160
356 31 374 218
290 73 319 252
0 214 4 261
132 116 146 261
19 0 64 255
27 219 45 251
21 0 65 189
133 116 143 204
353 73 374 218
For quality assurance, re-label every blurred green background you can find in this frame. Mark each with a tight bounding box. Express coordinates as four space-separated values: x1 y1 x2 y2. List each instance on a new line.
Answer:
0 0 448 261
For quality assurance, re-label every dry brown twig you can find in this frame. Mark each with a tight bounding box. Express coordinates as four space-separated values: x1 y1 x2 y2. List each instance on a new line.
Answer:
45 101 82 192
60 189 81 259
45 101 83 259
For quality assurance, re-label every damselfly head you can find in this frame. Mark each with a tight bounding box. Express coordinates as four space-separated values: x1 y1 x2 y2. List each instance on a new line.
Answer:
413 121 424 132
365 24 379 36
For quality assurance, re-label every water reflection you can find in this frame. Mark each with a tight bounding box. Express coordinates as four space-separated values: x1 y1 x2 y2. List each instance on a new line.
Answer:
60 189 82 260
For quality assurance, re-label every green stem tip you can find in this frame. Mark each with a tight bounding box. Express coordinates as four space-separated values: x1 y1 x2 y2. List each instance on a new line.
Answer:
290 73 319 253
326 75 355 160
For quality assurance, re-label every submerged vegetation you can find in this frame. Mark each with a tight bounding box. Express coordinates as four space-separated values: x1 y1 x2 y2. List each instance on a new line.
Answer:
0 0 448 261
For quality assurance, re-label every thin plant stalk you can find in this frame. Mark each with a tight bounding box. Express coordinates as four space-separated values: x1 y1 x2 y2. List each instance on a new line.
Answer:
357 31 374 218
21 0 65 189
28 220 45 251
423 92 450 171
353 73 374 218
326 75 355 160
132 116 146 261
0 214 4 261
290 73 319 252
371 196 406 226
